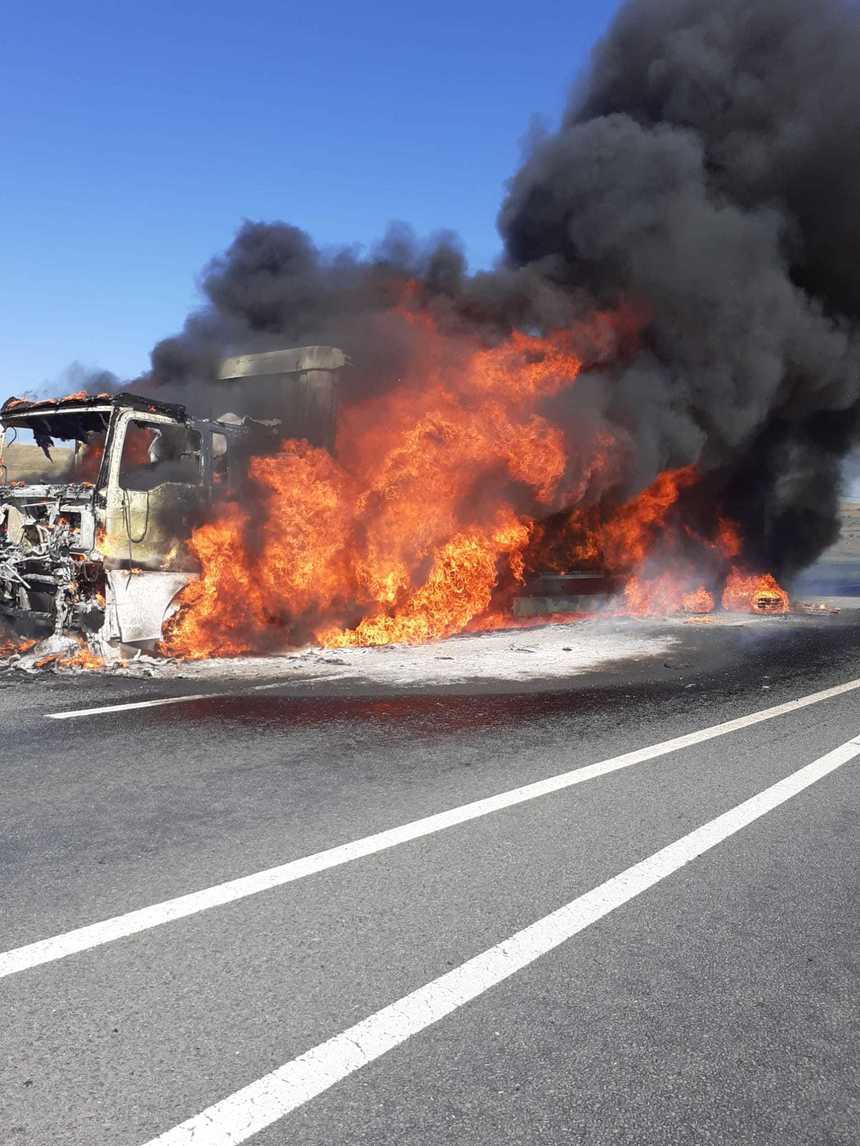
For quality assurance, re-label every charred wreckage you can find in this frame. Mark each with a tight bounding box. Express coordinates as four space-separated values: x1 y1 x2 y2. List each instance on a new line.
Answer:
0 347 347 658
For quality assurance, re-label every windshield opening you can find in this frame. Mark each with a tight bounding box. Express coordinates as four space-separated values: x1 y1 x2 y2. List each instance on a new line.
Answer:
1 410 110 485
119 421 203 491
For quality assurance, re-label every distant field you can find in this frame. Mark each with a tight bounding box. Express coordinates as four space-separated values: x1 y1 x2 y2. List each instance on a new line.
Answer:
1 443 73 482
826 501 860 561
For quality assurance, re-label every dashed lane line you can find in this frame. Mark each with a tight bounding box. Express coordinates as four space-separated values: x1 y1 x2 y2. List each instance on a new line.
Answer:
45 693 225 718
42 676 339 719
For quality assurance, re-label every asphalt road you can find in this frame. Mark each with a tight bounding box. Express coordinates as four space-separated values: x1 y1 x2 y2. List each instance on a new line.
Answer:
1 615 858 1144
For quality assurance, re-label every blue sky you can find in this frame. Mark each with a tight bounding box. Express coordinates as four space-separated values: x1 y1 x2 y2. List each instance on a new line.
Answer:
1 0 622 394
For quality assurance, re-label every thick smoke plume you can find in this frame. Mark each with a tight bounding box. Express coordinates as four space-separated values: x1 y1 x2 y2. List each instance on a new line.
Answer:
143 0 860 580
501 0 860 575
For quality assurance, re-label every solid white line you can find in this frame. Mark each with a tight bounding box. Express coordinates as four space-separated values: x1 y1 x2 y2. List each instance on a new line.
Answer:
141 734 860 1146
4 675 860 982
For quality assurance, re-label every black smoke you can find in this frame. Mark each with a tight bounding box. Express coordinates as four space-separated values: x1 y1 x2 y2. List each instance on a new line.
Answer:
141 0 860 579
499 0 860 575
144 222 478 410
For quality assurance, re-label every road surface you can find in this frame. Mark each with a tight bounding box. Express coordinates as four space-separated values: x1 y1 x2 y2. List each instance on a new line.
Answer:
1 613 858 1144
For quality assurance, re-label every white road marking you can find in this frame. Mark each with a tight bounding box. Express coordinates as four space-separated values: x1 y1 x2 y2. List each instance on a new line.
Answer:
45 694 224 719
4 675 860 981
141 734 860 1146
43 676 339 719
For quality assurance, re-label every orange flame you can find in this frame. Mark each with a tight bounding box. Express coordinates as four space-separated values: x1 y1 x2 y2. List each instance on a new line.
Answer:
622 574 715 617
76 434 105 482
77 424 155 485
161 310 790 658
164 323 587 658
682 586 716 614
0 637 37 657
58 644 105 670
722 570 790 614
536 466 700 575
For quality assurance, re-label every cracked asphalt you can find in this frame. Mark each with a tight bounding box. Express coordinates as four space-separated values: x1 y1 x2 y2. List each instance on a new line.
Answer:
0 609 858 1144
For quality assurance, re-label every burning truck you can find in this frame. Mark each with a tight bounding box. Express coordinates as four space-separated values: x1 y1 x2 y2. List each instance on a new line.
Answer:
0 327 794 667
0 347 347 657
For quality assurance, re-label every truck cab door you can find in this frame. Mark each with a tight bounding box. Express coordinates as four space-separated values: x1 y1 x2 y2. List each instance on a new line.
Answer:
100 413 204 571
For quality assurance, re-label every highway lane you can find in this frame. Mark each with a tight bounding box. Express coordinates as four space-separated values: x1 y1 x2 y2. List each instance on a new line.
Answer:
0 615 858 1144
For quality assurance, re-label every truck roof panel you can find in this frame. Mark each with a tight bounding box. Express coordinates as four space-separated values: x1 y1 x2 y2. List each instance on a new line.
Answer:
1 391 188 439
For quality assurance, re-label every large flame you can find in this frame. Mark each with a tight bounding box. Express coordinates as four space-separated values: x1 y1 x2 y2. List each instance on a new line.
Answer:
162 313 789 658
164 322 587 658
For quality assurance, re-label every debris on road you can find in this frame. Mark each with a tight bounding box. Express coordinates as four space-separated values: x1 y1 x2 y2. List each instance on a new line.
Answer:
794 600 842 616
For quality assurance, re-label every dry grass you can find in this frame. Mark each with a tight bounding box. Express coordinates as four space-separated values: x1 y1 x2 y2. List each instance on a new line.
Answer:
1 443 73 482
827 501 860 561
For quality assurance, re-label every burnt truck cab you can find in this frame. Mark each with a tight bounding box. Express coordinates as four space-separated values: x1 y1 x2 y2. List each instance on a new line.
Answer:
0 391 247 652
0 346 348 656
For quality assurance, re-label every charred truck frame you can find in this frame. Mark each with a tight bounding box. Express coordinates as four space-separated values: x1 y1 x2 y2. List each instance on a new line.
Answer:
0 347 347 656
